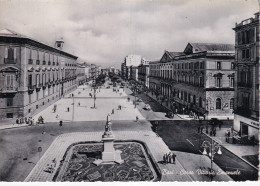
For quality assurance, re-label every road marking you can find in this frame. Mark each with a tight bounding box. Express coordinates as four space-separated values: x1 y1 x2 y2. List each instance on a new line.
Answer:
186 139 194 146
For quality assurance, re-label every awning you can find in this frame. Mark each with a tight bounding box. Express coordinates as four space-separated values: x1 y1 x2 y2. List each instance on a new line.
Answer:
227 73 235 77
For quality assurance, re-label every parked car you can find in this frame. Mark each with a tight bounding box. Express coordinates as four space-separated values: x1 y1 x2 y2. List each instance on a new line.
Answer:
144 104 151 110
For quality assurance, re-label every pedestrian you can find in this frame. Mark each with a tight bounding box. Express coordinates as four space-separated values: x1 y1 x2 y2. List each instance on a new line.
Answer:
198 126 201 133
218 122 222 130
200 126 203 134
172 153 176 164
67 107 70 112
136 116 139 122
78 102 80 106
163 154 166 165
213 128 216 136
111 109 114 115
56 114 59 118
168 152 172 163
203 114 206 120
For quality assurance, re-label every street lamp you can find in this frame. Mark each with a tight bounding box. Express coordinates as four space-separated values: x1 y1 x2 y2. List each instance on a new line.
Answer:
91 77 97 109
72 93 75 121
201 139 222 181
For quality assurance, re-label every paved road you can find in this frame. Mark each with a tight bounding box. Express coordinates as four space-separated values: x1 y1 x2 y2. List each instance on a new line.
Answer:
151 120 258 181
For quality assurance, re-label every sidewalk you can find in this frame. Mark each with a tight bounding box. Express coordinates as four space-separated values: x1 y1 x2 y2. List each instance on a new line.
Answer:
203 128 259 170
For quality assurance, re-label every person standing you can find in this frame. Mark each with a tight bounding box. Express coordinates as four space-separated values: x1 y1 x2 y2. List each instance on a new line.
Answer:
111 109 114 115
198 126 201 133
172 153 176 164
163 154 166 165
200 126 203 134
67 107 70 112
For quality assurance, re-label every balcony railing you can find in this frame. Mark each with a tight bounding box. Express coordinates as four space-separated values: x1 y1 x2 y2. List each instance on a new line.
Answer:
28 59 33 64
43 60 46 65
36 60 40 65
237 82 252 88
0 87 18 93
4 58 17 64
48 61 51 65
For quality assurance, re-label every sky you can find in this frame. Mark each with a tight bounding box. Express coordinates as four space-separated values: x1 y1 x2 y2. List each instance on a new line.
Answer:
0 0 259 68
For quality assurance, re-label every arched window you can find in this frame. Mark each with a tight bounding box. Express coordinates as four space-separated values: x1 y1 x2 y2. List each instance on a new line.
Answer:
216 98 221 109
230 98 234 109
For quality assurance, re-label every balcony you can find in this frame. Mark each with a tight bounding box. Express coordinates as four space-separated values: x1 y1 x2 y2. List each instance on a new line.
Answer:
0 87 18 97
28 85 36 94
28 59 33 64
4 58 17 64
234 107 251 118
36 60 40 65
48 61 51 65
42 60 46 65
53 62 55 66
237 82 252 88
36 84 42 91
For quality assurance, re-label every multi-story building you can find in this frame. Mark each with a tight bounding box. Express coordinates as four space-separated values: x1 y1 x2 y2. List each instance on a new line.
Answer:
233 12 259 141
0 29 78 120
138 63 150 88
121 55 142 80
130 66 138 82
149 43 235 119
76 64 85 86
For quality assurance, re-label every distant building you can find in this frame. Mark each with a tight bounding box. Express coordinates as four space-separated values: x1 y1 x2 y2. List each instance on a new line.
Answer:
149 43 235 119
138 62 150 88
0 29 78 120
233 12 259 141
76 64 85 86
121 55 142 80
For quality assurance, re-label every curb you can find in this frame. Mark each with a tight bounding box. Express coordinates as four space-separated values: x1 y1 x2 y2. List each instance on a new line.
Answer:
0 124 29 130
202 132 259 171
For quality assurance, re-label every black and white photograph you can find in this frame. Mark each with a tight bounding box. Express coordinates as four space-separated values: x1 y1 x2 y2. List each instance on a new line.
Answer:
0 0 259 183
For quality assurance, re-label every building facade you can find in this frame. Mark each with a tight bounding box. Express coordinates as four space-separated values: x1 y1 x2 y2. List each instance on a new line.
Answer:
138 64 149 88
76 64 85 86
0 29 78 120
149 43 235 119
233 12 259 141
121 55 142 80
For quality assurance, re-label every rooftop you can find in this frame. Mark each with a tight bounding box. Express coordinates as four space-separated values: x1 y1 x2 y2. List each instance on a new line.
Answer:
0 28 78 59
188 43 235 53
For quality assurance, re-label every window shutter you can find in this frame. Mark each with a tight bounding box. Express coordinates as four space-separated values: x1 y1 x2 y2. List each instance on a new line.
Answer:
5 48 8 58
14 48 16 59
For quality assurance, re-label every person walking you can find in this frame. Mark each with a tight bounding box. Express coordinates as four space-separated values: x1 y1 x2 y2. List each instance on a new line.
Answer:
213 128 216 136
172 153 176 164
111 109 114 115
200 126 203 134
136 116 139 122
198 126 201 133
163 154 166 165
67 107 70 112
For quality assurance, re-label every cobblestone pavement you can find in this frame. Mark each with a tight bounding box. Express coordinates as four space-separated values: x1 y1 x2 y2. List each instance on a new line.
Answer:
25 131 194 182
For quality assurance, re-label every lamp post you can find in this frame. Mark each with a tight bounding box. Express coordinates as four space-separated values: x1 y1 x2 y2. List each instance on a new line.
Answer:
92 77 97 109
201 139 222 181
72 93 74 121
134 84 137 108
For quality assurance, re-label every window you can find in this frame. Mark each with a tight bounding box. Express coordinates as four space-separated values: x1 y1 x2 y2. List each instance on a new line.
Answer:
6 113 13 118
230 98 234 109
216 77 221 88
6 98 13 106
5 74 15 90
193 95 196 105
230 77 234 87
217 62 221 70
199 97 202 107
216 98 221 109
231 62 235 69
7 48 15 59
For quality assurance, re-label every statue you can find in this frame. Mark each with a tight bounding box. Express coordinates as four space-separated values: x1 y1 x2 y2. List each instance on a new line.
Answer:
103 114 113 138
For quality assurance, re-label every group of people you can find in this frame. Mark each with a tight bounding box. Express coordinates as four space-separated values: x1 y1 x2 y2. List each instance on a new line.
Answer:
163 152 176 164
45 158 57 173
